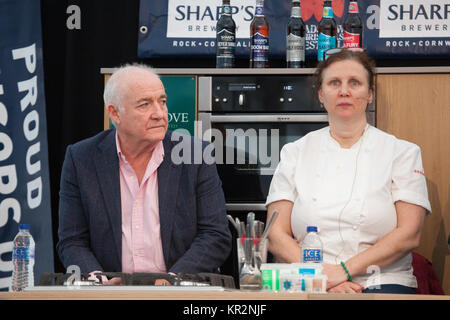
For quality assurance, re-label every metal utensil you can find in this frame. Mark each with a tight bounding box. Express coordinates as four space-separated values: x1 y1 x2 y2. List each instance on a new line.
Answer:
261 210 279 242
253 221 265 270
255 221 265 238
235 217 245 271
246 212 255 238
240 221 246 238
227 215 240 235
235 217 241 237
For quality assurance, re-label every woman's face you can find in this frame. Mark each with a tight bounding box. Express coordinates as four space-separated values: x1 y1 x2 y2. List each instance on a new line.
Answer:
318 59 373 122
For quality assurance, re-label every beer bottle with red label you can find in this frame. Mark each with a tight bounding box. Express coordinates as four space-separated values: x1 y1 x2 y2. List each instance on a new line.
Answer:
343 0 363 48
250 0 269 68
317 0 337 61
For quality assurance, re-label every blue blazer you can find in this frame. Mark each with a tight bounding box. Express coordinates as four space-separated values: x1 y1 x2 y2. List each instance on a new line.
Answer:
57 129 231 274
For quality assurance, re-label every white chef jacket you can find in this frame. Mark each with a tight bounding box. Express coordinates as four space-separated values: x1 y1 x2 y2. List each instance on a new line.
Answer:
266 125 431 288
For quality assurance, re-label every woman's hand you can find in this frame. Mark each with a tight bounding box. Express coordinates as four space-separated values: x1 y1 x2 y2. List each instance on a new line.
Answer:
266 201 302 263
328 281 364 294
321 264 349 290
343 201 426 280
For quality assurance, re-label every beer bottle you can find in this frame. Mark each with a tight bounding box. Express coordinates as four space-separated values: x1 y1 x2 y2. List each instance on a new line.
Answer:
216 0 236 68
286 0 306 68
343 0 363 48
250 0 269 68
317 0 337 61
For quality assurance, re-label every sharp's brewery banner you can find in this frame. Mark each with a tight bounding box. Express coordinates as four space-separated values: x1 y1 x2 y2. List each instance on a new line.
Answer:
0 0 54 290
138 0 450 59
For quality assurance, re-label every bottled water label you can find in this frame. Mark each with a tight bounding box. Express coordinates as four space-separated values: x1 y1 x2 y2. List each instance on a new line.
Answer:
11 226 35 291
302 249 322 263
13 246 34 259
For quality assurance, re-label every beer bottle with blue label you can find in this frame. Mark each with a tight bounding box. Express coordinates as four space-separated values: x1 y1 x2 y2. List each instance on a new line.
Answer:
343 0 363 48
216 0 236 68
317 0 337 61
250 0 269 68
286 0 305 68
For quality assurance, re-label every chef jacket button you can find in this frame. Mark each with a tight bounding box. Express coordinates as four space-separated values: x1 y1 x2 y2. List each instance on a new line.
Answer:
312 197 317 202
353 225 358 230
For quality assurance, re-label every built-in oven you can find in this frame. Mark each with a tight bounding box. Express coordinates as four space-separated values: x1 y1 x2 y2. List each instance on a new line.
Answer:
197 74 375 281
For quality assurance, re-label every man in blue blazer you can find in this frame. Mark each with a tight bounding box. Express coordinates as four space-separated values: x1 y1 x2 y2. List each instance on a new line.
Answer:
56 65 231 280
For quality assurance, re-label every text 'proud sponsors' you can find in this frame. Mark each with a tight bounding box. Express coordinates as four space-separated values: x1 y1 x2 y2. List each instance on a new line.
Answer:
0 44 44 289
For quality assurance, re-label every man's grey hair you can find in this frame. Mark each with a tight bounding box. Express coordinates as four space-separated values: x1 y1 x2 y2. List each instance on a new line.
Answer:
103 63 160 113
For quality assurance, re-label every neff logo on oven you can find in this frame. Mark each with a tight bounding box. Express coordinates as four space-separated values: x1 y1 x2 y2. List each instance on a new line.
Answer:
169 123 280 175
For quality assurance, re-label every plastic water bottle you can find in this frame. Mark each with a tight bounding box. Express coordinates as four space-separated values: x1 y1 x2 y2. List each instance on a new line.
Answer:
301 226 323 263
10 224 35 291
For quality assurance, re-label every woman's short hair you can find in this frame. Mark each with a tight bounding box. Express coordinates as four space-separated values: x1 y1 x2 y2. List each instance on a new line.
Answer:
314 49 376 92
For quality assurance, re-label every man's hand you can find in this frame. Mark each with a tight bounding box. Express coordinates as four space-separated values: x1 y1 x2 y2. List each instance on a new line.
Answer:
104 277 122 285
154 279 172 286
88 271 122 285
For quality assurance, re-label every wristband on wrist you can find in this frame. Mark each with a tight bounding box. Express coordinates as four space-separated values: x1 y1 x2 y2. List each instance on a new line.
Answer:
340 261 352 282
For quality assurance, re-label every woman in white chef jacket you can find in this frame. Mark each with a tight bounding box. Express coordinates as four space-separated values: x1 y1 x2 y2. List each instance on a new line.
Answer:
265 49 431 294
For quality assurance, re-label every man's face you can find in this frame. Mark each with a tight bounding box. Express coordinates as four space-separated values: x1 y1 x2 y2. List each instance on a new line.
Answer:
110 71 168 148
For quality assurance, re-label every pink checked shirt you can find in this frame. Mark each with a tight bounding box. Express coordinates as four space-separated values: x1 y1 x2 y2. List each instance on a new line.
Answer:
116 133 166 274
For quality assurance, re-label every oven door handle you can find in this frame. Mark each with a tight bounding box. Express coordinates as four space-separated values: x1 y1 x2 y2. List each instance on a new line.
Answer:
226 203 268 211
208 114 328 123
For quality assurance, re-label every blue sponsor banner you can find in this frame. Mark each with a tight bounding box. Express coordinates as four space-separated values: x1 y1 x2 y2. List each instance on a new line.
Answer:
138 0 450 60
0 0 54 290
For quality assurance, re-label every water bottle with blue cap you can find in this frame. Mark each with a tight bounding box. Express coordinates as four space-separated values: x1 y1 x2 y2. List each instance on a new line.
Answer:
301 226 323 263
10 224 35 291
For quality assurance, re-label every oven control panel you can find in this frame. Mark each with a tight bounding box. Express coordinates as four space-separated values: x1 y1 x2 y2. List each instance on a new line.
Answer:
211 76 320 113
206 75 375 113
